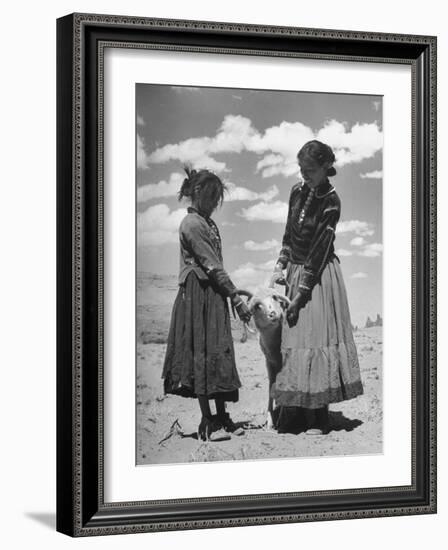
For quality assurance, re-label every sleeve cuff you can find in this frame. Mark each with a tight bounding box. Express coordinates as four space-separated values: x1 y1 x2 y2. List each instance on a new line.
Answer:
298 269 317 291
208 268 237 297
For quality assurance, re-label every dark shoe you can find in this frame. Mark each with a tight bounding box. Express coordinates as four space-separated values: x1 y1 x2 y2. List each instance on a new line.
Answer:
208 428 231 442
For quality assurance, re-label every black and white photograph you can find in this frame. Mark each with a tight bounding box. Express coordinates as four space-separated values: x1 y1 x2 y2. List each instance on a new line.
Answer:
136 84 383 465
1 0 442 545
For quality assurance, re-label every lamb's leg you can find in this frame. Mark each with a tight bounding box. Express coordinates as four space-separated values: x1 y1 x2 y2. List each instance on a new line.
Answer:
266 391 275 429
266 349 282 430
265 359 280 430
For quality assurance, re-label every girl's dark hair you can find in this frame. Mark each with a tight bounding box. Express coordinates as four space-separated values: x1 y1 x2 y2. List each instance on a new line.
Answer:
178 166 226 208
297 140 337 177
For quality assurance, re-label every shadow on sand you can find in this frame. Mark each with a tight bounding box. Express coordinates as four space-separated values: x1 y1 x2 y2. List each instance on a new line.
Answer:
275 407 363 435
166 411 363 440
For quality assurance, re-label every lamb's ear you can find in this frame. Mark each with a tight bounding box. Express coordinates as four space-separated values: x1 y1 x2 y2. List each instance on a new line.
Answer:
275 294 291 310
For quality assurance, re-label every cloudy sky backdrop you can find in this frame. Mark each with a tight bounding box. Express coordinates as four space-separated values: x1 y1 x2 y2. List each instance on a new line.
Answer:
136 84 383 327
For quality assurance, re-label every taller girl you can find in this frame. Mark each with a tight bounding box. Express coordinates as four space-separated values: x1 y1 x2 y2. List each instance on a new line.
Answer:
271 140 364 435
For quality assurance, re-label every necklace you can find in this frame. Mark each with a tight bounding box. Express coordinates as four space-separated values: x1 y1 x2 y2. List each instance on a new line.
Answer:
297 186 315 228
315 184 335 199
295 181 336 229
205 217 222 256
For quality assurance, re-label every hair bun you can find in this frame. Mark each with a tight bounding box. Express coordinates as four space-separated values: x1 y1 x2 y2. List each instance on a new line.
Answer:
184 167 197 180
298 140 337 177
180 166 198 197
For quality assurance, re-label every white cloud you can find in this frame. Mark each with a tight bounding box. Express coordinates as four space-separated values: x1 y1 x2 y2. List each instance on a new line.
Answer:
137 203 185 247
244 239 280 251
231 260 277 290
146 115 383 178
358 243 383 257
137 134 150 170
254 119 382 176
316 120 383 167
339 239 383 258
225 183 279 202
137 172 184 202
148 136 227 173
137 115 145 126
360 170 383 179
137 173 279 204
350 236 366 247
210 115 256 155
147 115 255 173
240 201 288 223
336 220 374 237
336 248 353 257
351 272 368 279
250 121 314 178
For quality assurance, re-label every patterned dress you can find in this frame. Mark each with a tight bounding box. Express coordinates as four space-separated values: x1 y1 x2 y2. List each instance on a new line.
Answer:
162 207 241 401
271 180 364 409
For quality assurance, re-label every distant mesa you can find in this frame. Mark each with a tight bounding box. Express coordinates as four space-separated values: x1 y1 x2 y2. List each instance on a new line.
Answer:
352 314 382 331
364 314 383 329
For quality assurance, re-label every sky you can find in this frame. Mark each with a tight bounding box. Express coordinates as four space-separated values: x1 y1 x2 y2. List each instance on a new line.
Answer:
136 84 383 327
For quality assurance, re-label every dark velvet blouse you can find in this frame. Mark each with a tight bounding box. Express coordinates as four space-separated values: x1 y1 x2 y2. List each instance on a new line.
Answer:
178 207 237 297
277 180 341 292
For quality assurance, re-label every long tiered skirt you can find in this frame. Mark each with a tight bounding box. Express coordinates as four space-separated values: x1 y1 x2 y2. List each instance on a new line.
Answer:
162 272 241 401
271 259 363 409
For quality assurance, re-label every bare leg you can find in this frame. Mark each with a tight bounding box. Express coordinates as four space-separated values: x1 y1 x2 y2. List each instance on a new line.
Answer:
266 357 281 429
215 396 226 418
266 385 275 429
197 395 214 441
198 394 212 417
216 396 244 435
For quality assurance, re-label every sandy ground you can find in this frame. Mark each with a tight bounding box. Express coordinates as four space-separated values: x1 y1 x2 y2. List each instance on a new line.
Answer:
136 273 382 465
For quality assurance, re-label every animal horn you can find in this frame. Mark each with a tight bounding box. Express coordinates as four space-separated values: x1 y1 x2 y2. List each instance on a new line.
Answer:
235 289 253 299
275 294 291 308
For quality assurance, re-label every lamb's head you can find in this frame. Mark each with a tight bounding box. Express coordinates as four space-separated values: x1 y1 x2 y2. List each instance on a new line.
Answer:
237 288 290 332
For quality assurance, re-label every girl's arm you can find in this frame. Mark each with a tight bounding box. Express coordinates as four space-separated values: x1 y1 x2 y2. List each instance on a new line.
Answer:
298 194 341 293
182 218 238 298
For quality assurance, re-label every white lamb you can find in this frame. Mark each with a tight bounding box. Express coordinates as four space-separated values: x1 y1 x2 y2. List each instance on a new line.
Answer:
237 287 290 429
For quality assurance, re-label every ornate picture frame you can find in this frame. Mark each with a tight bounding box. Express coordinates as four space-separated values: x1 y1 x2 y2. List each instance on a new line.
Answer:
56 13 436 536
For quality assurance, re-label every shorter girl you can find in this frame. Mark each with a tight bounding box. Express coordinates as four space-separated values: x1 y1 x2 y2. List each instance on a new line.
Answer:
162 168 251 441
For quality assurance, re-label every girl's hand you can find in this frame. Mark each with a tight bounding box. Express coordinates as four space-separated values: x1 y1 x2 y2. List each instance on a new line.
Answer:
286 291 309 327
286 299 300 327
270 265 286 287
231 295 251 323
235 300 251 323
